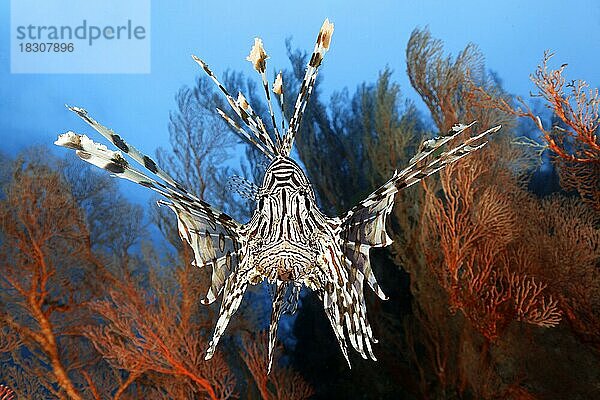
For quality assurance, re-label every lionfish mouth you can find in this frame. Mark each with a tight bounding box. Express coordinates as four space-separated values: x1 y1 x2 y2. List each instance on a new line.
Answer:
256 240 313 281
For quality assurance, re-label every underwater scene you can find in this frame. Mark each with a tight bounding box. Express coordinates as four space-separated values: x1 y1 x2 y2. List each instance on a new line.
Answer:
1 1 599 399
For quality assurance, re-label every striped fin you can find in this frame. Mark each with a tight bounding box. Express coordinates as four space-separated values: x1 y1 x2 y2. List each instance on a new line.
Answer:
350 124 501 211
273 71 288 138
205 268 250 360
55 131 241 305
321 288 351 367
227 175 259 200
318 124 502 366
396 124 501 188
191 55 278 158
260 69 282 148
216 108 275 160
307 245 379 367
55 131 240 230
408 121 476 165
235 91 275 148
65 105 242 227
246 37 283 147
340 124 501 303
55 131 180 199
282 282 301 315
160 200 240 304
281 18 334 156
267 281 288 374
66 106 190 193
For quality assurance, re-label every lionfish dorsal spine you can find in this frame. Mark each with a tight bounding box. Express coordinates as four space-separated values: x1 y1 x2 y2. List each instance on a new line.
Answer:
191 55 278 158
193 19 334 159
281 18 334 156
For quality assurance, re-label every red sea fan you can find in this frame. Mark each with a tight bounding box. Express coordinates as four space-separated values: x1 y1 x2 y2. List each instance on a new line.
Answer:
0 385 15 400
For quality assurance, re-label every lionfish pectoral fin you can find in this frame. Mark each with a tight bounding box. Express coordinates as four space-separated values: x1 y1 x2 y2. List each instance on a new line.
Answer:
339 123 502 303
307 279 352 368
226 175 259 201
205 270 249 360
324 300 352 369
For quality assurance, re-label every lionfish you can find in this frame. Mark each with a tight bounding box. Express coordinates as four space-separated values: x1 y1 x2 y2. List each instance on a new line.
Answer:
55 19 500 372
